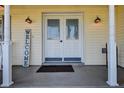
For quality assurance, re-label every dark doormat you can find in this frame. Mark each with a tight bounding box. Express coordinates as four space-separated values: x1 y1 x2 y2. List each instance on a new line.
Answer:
36 65 74 72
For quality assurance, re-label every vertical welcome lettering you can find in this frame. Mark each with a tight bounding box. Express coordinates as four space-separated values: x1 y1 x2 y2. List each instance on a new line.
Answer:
23 29 31 67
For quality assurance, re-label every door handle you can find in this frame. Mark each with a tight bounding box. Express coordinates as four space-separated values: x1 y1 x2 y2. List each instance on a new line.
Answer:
60 40 63 42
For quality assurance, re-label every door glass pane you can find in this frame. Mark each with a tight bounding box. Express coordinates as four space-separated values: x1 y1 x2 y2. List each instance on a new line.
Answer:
47 19 60 40
66 19 79 40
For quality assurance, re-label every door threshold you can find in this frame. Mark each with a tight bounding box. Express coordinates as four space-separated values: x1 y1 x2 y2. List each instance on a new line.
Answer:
43 62 84 66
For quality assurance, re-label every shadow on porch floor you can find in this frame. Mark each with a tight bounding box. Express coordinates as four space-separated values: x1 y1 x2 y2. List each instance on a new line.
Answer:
0 65 124 88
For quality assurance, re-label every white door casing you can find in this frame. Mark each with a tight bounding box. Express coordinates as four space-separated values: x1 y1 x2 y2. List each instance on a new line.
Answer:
43 13 83 63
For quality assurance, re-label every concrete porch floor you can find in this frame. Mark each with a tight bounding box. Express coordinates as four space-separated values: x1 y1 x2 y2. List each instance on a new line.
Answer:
0 65 124 88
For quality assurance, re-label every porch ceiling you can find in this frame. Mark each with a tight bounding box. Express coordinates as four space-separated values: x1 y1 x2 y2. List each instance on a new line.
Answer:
11 5 108 9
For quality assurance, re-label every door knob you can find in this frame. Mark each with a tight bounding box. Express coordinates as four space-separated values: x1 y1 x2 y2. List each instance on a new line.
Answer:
60 40 63 42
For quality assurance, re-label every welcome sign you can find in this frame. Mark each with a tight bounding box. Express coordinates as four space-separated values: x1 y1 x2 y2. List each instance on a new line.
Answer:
23 29 31 67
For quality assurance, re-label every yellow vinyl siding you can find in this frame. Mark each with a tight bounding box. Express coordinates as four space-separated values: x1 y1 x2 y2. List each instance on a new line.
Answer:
116 6 124 67
11 5 108 65
11 11 42 65
84 8 108 65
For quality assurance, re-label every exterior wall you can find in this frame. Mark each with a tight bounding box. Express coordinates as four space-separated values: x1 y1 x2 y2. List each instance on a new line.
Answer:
11 8 42 65
10 5 108 65
116 6 124 67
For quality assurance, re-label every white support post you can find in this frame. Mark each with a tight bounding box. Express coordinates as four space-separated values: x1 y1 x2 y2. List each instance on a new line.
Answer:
106 5 119 86
1 5 14 87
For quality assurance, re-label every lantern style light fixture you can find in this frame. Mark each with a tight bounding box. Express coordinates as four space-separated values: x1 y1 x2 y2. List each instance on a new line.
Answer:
0 5 4 11
25 16 32 24
94 16 101 24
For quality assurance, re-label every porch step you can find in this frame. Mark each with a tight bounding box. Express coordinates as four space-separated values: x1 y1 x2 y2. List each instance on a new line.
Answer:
42 62 84 66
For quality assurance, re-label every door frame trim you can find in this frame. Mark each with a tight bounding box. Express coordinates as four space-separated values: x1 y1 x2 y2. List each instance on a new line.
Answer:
42 12 84 64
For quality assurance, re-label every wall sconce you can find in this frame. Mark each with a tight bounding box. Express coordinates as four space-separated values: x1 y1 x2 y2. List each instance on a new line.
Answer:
94 16 101 24
0 5 4 8
25 16 32 24
0 5 4 11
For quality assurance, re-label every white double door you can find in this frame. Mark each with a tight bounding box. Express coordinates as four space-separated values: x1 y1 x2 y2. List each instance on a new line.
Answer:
44 14 83 62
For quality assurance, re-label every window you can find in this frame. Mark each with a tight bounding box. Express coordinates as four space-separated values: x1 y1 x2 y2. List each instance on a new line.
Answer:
66 19 79 40
47 19 60 40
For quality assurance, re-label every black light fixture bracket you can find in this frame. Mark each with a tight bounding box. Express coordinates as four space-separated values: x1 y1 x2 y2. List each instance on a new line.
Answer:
25 16 32 24
94 16 101 23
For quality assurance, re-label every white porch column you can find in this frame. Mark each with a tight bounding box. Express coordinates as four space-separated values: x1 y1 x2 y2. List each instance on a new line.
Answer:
1 5 13 87
106 5 119 86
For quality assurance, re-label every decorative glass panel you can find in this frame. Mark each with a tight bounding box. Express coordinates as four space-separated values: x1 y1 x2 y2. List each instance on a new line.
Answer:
47 19 60 40
66 19 79 40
